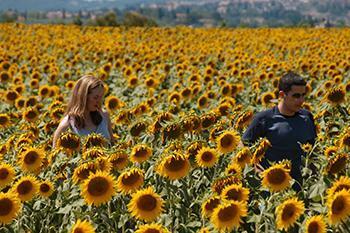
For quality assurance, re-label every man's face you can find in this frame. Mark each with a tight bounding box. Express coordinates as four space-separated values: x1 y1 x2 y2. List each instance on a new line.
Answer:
280 85 306 113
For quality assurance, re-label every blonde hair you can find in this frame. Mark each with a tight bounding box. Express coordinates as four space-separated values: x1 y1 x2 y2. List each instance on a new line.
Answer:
65 75 104 128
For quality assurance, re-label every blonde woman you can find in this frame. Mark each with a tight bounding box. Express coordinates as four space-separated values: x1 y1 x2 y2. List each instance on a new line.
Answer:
53 75 115 147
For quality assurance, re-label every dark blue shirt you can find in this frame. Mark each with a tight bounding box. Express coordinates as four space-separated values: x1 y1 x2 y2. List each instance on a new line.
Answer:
242 106 317 189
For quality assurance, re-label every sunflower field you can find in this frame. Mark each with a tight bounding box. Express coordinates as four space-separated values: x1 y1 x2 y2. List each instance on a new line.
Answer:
0 24 350 233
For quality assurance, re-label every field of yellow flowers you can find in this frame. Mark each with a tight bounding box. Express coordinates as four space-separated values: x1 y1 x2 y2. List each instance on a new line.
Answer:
0 23 349 233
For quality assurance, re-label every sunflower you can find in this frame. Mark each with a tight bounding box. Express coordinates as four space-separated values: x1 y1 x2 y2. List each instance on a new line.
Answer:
339 131 350 150
197 95 209 109
39 180 54 198
275 197 305 231
305 215 327 233
105 95 122 112
212 175 241 195
135 223 169 233
326 153 348 175
200 113 218 129
109 150 129 171
0 113 10 128
18 147 44 173
216 130 240 154
116 168 144 194
38 85 51 98
0 163 15 189
71 219 96 233
157 153 191 180
0 192 22 225
72 163 96 184
0 71 11 83
210 200 247 231
235 111 254 130
327 176 350 198
301 143 313 153
252 138 271 164
327 189 350 225
196 147 219 168
82 147 105 160
130 144 152 164
57 132 80 154
233 147 252 168
128 186 164 222
221 183 249 203
11 175 39 201
81 171 116 206
325 86 346 105
3 90 19 104
25 96 37 107
22 107 40 122
261 163 292 192
324 146 338 157
261 92 276 106
130 121 147 137
201 196 221 218
225 163 242 178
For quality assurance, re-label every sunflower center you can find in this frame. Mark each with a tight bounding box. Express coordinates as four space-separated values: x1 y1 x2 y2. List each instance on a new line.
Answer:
267 168 286 185
205 198 220 212
87 177 109 196
202 151 214 162
226 189 241 201
329 156 347 174
24 151 38 165
0 168 9 179
26 111 37 119
218 204 237 222
281 204 295 221
134 149 148 158
73 228 84 233
164 158 186 172
307 222 319 233
0 116 8 125
108 99 118 109
220 135 233 148
144 229 160 233
122 173 141 186
0 198 12 216
40 183 50 193
332 196 345 214
17 180 33 195
60 136 80 150
137 194 157 211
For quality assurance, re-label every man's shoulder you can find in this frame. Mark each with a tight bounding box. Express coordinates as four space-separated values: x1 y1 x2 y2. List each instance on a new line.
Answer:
298 108 314 118
254 107 275 120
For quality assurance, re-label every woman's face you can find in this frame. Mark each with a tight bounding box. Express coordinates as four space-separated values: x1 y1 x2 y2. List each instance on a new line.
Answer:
86 85 104 112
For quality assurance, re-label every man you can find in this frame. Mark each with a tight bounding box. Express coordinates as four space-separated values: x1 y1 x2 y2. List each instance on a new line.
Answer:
242 71 317 191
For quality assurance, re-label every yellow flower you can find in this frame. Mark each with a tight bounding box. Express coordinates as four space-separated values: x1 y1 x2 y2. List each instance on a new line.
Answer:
18 147 44 173
196 147 219 168
0 113 11 128
201 196 221 218
157 153 191 180
116 168 144 194
105 95 122 112
212 175 241 195
216 130 240 154
71 219 95 233
82 147 105 160
57 132 80 154
22 107 39 122
109 150 129 171
81 171 116 206
210 200 247 231
327 189 350 225
39 180 54 198
252 138 271 164
327 176 350 198
11 175 39 201
276 197 305 231
128 186 164 222
339 131 350 150
135 223 169 233
261 92 276 106
305 215 327 233
327 153 348 175
0 192 22 224
130 144 153 164
261 163 292 192
83 133 108 150
301 143 313 153
324 146 338 157
325 85 346 105
233 147 252 168
0 163 15 189
225 163 242 178
221 184 249 203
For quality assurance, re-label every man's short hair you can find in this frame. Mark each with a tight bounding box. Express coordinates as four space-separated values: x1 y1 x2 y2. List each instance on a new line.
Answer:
278 71 306 93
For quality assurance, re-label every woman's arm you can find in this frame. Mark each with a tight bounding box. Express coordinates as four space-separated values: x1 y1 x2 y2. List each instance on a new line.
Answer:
52 116 70 148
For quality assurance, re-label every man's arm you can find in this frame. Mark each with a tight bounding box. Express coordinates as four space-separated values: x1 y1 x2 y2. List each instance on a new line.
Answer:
242 112 266 146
